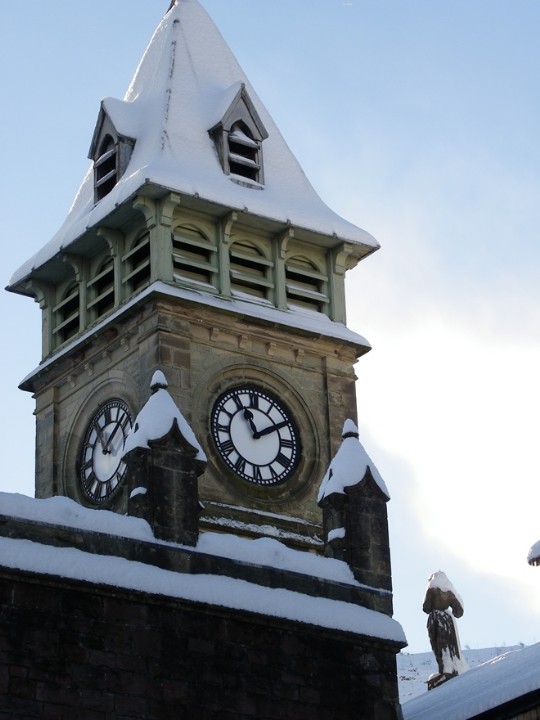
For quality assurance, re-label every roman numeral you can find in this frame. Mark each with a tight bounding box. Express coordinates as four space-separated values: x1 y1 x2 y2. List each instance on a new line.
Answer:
234 456 246 474
82 471 95 489
281 438 294 449
248 391 259 409
220 439 235 455
232 394 244 411
275 452 289 468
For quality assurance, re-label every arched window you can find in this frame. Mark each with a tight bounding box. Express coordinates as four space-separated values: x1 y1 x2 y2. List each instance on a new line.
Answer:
285 256 328 313
172 225 217 289
94 135 117 201
123 232 151 294
230 241 273 301
53 282 80 345
87 256 115 320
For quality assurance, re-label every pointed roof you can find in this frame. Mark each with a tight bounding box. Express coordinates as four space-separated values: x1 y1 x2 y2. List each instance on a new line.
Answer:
10 0 377 288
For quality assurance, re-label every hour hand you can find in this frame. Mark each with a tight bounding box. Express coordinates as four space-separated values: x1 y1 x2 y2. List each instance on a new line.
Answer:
243 409 258 436
95 424 108 454
253 420 289 439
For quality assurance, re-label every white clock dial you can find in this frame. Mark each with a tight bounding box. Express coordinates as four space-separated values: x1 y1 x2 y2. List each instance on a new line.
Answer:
79 399 132 504
211 386 300 486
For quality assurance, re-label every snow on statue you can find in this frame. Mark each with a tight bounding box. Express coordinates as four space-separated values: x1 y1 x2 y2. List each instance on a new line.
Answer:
422 571 468 690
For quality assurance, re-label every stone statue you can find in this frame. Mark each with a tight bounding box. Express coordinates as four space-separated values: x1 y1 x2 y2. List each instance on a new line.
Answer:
422 571 468 689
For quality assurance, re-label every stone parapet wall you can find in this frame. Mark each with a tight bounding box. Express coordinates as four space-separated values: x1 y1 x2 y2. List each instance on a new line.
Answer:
0 568 402 720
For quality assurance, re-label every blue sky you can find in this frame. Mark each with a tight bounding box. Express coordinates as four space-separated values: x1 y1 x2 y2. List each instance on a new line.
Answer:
1 1 539 654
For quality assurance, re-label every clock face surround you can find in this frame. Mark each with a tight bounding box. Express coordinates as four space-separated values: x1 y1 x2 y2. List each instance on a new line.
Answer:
79 399 132 504
211 386 300 486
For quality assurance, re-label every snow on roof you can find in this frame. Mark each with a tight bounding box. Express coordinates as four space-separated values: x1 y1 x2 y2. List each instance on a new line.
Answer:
20 281 370 390
122 370 206 460
0 492 405 643
10 0 377 288
401 643 540 720
317 420 390 503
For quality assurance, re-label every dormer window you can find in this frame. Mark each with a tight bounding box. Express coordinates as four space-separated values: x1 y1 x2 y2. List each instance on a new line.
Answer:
94 136 117 201
228 123 261 182
89 100 135 203
210 84 268 188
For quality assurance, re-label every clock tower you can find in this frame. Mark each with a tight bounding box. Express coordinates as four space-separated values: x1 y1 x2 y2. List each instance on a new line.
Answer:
8 0 379 549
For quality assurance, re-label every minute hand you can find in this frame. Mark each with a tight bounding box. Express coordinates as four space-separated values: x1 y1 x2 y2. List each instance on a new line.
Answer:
253 421 289 439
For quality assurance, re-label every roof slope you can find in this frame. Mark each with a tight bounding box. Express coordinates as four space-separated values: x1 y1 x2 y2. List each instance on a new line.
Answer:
10 0 377 288
402 643 540 720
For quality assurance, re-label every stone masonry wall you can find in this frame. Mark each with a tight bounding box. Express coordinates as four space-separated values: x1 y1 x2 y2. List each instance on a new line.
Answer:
0 568 401 720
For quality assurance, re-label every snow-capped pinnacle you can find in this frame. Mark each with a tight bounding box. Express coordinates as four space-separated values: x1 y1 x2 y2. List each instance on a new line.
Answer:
342 419 359 438
123 375 206 461
317 419 389 503
150 370 169 392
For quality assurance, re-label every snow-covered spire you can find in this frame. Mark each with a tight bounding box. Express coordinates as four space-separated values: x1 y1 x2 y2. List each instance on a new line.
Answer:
123 371 206 460
317 420 389 504
10 0 377 288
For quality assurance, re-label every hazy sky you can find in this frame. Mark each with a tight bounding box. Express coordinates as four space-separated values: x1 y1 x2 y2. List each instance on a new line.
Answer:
1 1 539 654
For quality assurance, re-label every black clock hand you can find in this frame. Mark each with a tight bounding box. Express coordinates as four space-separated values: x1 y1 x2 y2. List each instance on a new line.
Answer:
253 420 289 439
105 415 129 453
104 422 121 453
94 423 109 454
243 409 258 437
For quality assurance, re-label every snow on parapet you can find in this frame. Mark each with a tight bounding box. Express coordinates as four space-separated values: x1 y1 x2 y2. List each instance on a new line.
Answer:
317 420 389 503
123 370 206 460
9 0 377 288
0 492 406 643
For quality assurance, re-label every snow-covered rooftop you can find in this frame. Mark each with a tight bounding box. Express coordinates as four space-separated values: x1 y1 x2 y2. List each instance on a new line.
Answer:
0 492 405 644
10 0 377 288
402 643 540 720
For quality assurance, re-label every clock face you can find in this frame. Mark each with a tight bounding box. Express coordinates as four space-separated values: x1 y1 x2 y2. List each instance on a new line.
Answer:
211 386 300 486
79 399 132 504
